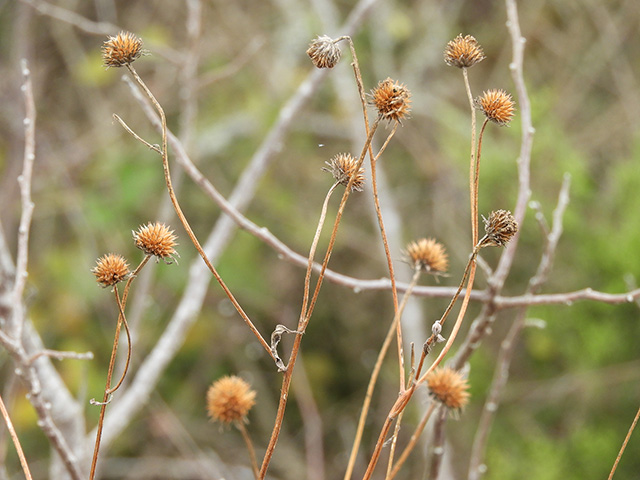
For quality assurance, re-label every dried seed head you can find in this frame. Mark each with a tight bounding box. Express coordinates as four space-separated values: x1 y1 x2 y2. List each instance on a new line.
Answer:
102 31 143 68
307 35 342 69
92 253 130 287
206 376 256 425
370 78 412 123
444 34 485 68
427 366 470 411
404 238 449 275
322 153 366 191
480 209 518 247
133 222 178 263
475 89 515 126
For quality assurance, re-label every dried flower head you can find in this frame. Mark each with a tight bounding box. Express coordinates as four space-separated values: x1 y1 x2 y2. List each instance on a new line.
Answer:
206 376 256 425
475 89 515 126
427 366 470 411
102 31 143 68
133 222 178 263
322 153 366 191
444 34 485 68
370 78 412 123
92 253 130 287
480 209 518 247
404 238 449 275
307 35 342 69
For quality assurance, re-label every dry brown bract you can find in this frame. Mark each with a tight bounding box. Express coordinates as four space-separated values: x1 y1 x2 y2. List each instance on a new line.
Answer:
475 89 515 126
444 34 485 68
322 153 366 192
480 209 519 247
133 222 178 263
370 78 412 123
427 366 470 411
102 31 143 68
92 253 130 287
306 35 342 69
206 376 257 425
404 238 449 275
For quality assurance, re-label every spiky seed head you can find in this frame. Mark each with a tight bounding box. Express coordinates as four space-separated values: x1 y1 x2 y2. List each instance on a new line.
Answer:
206 376 256 425
102 31 143 68
444 34 485 68
475 89 515 126
322 153 366 192
480 209 518 247
370 78 412 123
306 35 342 69
133 222 178 263
92 253 130 287
427 366 470 411
404 238 449 275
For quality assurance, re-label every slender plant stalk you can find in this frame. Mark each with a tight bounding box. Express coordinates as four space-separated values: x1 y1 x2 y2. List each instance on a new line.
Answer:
462 67 478 246
607 404 640 480
387 402 438 480
89 256 149 479
344 268 421 480
259 117 382 479
0 393 33 480
237 421 260 480
124 64 275 362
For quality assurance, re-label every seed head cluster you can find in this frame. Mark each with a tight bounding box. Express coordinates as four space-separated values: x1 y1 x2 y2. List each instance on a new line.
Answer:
206 376 256 425
480 209 519 247
92 253 130 287
322 153 366 192
370 78 412 123
475 89 515 126
404 238 448 275
444 34 485 68
102 31 143 68
427 366 470 411
306 35 342 69
133 222 178 262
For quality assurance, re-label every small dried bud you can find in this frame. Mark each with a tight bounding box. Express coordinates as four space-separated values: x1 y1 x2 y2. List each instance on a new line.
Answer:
475 89 515 126
92 253 130 287
444 34 485 68
307 35 342 69
480 209 518 247
370 78 411 123
427 366 470 411
133 222 178 263
322 153 365 191
206 376 256 425
404 238 448 275
102 31 143 68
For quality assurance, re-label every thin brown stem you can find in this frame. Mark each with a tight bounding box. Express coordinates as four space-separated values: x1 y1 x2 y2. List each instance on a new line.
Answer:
106 289 131 395
387 402 438 480
462 67 478 246
607 404 640 480
0 392 33 480
237 421 260 480
123 64 274 362
344 268 421 480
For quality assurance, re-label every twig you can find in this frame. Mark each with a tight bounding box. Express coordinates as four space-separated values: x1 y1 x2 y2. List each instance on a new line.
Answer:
0 393 33 480
237 421 259 480
426 407 447 480
27 349 94 366
607 404 640 480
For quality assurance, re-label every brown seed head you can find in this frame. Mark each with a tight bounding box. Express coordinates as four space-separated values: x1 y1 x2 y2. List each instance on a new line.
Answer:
133 222 178 262
370 78 412 123
322 153 366 192
480 209 518 247
102 31 143 68
444 34 485 68
404 238 449 275
475 89 515 126
427 366 470 411
92 253 130 287
307 35 342 69
206 376 256 424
